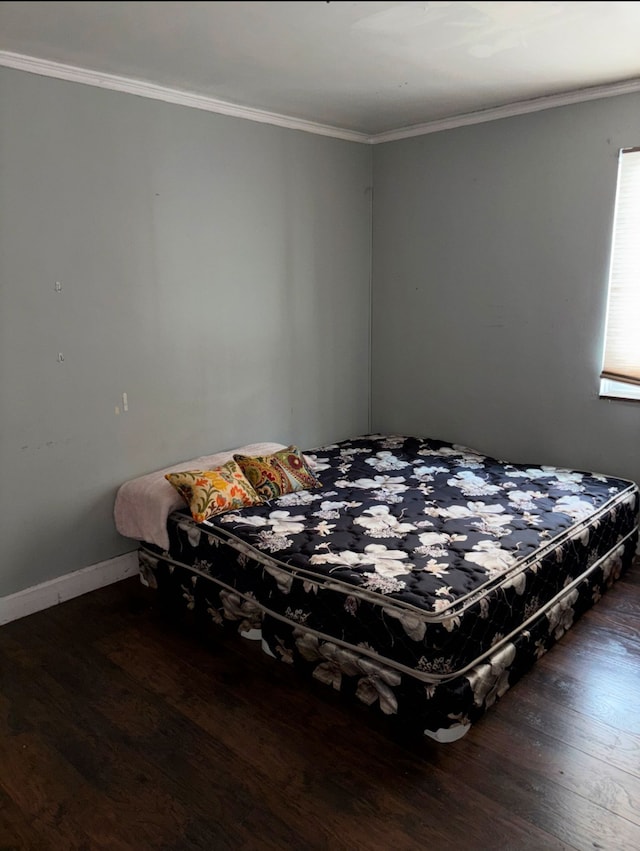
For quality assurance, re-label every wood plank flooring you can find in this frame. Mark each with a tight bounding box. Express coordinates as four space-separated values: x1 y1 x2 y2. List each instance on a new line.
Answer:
1 560 639 850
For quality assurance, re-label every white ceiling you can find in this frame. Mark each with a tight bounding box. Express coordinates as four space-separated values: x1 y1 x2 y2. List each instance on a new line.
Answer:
2 1 640 140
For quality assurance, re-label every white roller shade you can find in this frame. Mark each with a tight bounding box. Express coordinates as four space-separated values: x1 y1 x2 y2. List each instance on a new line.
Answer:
601 147 640 387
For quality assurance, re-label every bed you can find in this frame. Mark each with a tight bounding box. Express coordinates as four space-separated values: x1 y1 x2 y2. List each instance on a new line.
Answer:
115 434 639 742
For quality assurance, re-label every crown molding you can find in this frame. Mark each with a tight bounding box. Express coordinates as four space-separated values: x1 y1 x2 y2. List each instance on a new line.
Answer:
369 77 640 144
0 50 370 144
3 49 640 146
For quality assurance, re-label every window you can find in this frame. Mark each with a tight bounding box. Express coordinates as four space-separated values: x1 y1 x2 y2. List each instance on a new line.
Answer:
600 147 640 401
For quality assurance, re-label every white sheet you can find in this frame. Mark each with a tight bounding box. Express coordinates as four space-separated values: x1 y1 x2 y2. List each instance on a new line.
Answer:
114 442 287 551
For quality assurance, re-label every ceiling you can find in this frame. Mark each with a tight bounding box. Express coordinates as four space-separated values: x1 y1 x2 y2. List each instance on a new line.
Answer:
2 1 640 141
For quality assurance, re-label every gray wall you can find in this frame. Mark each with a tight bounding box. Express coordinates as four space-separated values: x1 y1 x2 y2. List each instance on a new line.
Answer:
0 69 372 597
372 93 640 487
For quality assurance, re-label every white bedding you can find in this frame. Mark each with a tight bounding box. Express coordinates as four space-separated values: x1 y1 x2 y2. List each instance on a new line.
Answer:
114 442 287 550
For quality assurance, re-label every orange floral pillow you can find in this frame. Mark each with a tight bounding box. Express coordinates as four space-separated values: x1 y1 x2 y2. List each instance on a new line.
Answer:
165 460 262 523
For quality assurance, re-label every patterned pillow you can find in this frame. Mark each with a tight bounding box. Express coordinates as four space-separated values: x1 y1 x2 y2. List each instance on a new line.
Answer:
234 445 321 500
165 460 262 523
273 446 322 492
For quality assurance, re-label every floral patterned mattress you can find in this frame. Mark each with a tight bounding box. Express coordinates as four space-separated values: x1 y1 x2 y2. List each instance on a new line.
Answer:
141 434 639 684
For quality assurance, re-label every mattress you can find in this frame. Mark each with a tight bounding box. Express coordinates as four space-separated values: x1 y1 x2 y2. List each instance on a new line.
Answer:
137 434 639 740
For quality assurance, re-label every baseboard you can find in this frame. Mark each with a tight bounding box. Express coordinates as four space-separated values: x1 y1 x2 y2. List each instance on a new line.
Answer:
0 551 139 626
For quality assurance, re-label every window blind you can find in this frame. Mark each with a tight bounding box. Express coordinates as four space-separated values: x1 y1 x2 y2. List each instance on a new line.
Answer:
601 147 640 387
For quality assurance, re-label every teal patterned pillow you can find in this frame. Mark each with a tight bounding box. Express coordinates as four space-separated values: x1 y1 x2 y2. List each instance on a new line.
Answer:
234 445 321 500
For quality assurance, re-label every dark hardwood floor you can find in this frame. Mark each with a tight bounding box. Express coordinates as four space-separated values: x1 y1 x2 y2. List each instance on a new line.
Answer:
1 560 639 850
